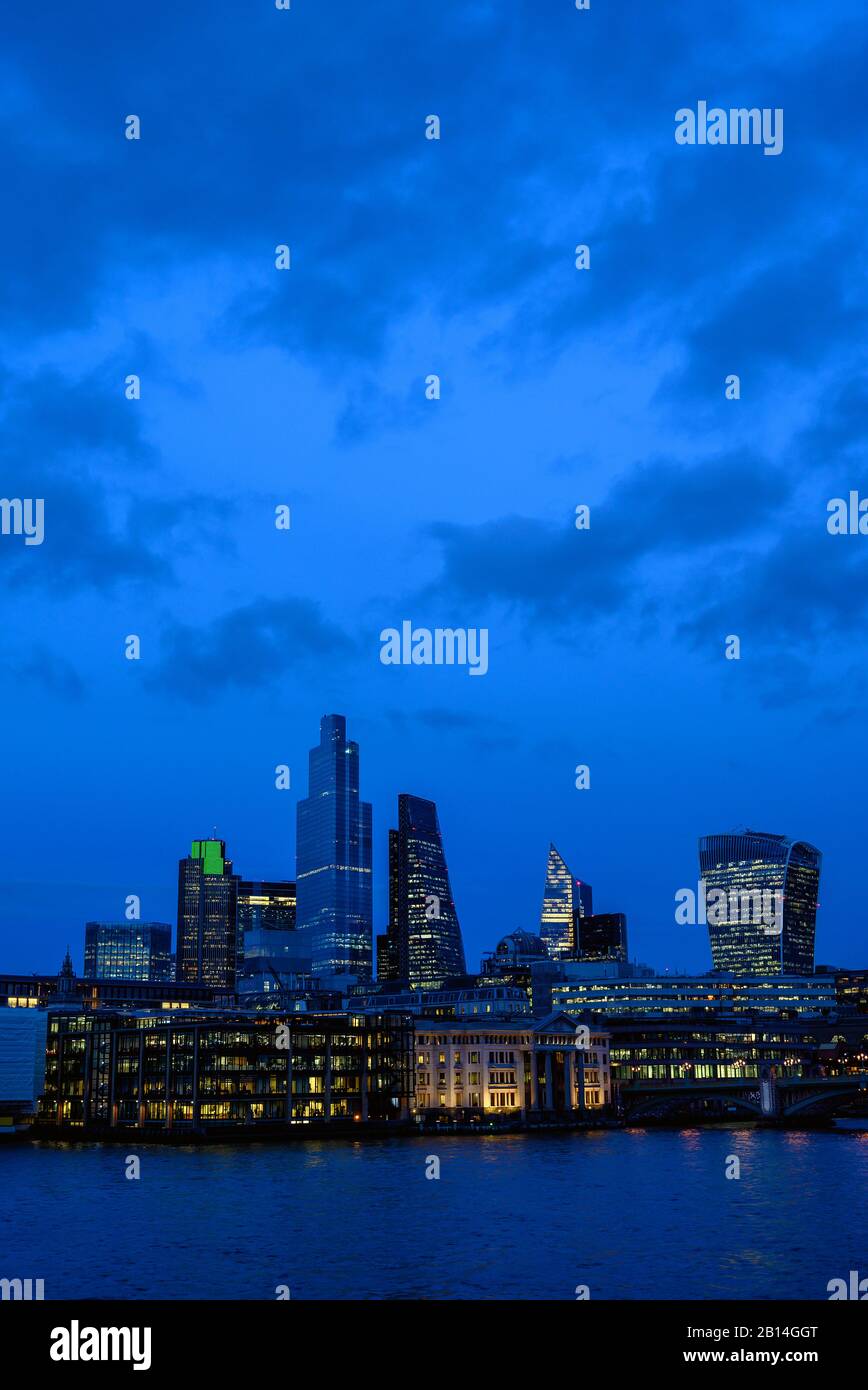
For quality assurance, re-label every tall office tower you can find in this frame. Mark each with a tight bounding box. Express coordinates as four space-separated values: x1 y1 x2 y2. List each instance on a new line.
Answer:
296 715 373 979
385 794 466 988
539 844 592 957
698 831 822 975
84 922 173 982
176 839 239 988
573 912 628 963
377 829 402 982
236 879 296 962
236 881 297 934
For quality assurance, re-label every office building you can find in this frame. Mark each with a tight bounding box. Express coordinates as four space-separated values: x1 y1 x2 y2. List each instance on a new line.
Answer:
607 1017 818 1088
699 830 821 975
552 970 835 1019
573 912 628 963
480 930 563 1017
414 1014 611 1116
84 922 172 982
0 1006 48 1133
39 1008 413 1131
380 794 466 988
176 839 239 989
539 844 591 957
296 715 373 979
236 880 296 936
236 879 299 968
354 982 530 1019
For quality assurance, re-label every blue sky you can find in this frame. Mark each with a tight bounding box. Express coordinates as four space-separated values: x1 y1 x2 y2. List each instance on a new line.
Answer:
2 0 867 976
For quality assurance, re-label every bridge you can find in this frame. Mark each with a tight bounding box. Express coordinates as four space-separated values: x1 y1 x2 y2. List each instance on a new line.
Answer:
618 1074 868 1121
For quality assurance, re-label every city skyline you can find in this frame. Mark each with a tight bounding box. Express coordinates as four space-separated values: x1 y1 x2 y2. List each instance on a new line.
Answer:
2 6 866 989
0 707 846 982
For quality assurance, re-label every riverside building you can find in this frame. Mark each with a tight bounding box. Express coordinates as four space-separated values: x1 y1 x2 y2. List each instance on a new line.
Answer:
414 1013 611 1117
39 1008 414 1132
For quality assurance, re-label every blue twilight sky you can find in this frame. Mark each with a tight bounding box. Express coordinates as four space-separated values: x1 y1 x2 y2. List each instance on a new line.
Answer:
1 1 868 977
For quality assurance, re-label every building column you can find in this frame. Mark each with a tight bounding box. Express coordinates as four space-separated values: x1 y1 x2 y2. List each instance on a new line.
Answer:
192 1024 200 1130
165 1028 172 1132
528 1048 539 1112
361 1030 369 1122
137 1028 145 1128
109 1030 118 1128
285 1019 293 1124
544 1052 554 1111
565 1050 576 1113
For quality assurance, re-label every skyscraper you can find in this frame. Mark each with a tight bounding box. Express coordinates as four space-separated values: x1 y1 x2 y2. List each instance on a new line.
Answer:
539 844 592 957
236 881 297 935
296 715 373 979
573 912 628 963
176 839 239 988
380 794 466 987
84 922 173 982
698 830 821 975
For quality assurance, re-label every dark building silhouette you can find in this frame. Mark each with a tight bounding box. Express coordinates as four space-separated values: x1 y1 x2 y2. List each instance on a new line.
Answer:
380 794 466 988
176 839 238 989
699 830 821 976
573 912 628 963
296 715 373 979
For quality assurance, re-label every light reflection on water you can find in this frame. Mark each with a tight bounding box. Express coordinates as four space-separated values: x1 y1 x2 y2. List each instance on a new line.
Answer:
1 1127 865 1300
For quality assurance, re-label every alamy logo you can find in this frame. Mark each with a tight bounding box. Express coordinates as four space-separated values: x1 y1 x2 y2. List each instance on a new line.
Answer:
827 493 868 534
675 102 783 156
380 621 489 676
675 879 783 936
0 497 44 545
0 1277 44 1300
828 1271 868 1300
50 1321 152 1371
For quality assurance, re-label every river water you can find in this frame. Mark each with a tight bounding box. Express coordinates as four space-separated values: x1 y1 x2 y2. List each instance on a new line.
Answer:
1 1126 865 1299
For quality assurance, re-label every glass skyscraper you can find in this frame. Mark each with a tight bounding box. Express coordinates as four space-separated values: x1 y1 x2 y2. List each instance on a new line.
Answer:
236 879 296 963
296 714 373 979
698 830 822 975
539 844 592 957
380 794 466 988
176 839 239 988
574 912 628 963
84 922 172 982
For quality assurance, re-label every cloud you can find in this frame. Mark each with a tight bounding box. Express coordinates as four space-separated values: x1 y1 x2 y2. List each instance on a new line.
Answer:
145 596 357 701
423 452 789 624
0 360 231 599
8 648 86 700
682 523 868 650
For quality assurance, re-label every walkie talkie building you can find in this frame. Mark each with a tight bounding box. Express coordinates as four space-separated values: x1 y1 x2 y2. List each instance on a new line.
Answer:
698 830 821 975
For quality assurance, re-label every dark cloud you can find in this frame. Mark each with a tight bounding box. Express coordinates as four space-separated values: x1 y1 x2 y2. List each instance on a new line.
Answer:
145 596 357 701
3 0 863 383
682 523 868 650
9 648 86 700
423 452 789 623
0 360 231 598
